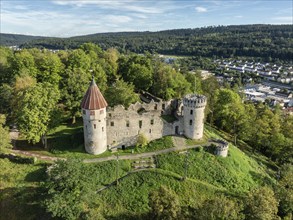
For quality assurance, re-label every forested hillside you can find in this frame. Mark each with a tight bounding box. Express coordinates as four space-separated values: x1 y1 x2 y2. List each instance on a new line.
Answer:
0 34 48 47
1 24 292 61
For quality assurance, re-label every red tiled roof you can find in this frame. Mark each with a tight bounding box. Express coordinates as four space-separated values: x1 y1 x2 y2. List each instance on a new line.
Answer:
81 79 108 110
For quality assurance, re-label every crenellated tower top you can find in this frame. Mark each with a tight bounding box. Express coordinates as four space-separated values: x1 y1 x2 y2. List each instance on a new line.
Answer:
183 94 207 108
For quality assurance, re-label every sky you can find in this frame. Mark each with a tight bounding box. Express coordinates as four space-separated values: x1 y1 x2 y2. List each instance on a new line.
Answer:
1 0 292 37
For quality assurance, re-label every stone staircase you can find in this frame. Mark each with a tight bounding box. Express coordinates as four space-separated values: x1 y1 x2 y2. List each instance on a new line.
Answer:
172 136 186 149
132 157 156 169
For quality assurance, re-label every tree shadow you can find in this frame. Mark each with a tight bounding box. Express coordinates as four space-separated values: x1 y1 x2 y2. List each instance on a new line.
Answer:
0 187 52 220
47 129 84 152
14 126 85 155
106 211 150 220
25 164 47 182
247 153 279 171
249 171 275 187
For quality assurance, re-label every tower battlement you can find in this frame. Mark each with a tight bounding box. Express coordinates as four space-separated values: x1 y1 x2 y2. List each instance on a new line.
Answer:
183 94 207 108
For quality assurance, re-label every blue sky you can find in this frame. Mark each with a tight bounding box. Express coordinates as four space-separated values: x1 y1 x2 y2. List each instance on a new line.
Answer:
1 0 292 37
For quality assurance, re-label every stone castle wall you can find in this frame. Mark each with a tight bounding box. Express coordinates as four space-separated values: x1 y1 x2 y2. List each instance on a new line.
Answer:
106 100 181 148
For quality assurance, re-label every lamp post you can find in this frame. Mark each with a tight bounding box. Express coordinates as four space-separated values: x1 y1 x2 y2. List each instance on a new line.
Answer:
116 152 119 186
183 151 189 181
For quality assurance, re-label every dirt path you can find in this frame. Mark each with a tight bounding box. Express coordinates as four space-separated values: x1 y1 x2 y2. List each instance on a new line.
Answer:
11 149 63 161
83 142 209 163
11 140 211 163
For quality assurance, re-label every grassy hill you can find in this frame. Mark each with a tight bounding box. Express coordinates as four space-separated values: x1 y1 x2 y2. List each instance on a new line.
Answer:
94 144 276 218
0 125 278 219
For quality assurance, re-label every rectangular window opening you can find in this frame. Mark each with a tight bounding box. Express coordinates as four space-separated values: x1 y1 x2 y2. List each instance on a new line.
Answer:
150 119 154 125
90 111 95 116
111 121 114 126
139 120 142 129
126 121 130 127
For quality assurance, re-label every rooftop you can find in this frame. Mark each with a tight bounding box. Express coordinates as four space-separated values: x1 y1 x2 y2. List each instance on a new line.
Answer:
81 79 108 110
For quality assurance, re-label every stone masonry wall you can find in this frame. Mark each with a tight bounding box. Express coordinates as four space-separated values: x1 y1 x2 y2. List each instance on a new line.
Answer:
82 107 107 154
106 100 178 148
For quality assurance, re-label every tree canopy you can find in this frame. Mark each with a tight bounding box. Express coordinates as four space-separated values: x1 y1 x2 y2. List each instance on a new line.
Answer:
148 185 181 220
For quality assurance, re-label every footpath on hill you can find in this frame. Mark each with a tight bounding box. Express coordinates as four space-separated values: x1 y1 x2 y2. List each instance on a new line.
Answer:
11 136 213 163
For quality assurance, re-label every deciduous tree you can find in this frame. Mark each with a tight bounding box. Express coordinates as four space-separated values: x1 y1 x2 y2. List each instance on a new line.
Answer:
197 195 244 220
276 164 293 219
15 83 60 144
0 114 12 152
244 187 279 220
149 185 181 220
105 79 139 107
44 159 99 220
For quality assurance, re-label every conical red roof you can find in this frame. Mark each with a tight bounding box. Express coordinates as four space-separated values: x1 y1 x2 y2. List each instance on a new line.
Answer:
81 79 108 110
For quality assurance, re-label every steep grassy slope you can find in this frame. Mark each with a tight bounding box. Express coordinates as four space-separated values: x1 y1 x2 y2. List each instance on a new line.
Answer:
94 144 276 218
97 170 222 219
0 126 277 219
157 145 276 193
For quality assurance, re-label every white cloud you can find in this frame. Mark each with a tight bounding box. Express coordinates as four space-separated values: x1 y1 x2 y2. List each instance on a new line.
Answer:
105 15 132 24
272 16 292 22
234 15 243 18
1 5 135 36
195 7 207 13
52 0 164 14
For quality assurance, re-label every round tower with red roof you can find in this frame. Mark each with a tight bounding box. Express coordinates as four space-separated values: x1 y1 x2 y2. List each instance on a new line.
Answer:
81 78 108 154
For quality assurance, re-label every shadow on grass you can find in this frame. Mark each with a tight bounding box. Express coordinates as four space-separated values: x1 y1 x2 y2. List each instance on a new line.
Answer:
247 153 279 171
249 171 275 187
0 187 52 220
25 164 47 182
47 130 84 152
15 122 85 156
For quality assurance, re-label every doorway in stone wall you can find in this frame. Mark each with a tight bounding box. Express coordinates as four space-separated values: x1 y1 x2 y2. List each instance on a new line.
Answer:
175 126 179 135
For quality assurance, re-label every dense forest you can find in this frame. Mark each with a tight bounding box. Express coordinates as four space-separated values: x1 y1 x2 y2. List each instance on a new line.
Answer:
1 24 292 61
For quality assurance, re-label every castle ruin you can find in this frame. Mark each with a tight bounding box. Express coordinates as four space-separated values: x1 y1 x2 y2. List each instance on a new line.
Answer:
81 79 207 155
